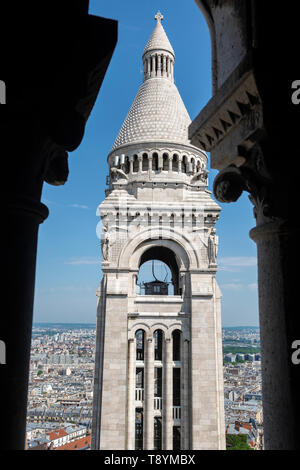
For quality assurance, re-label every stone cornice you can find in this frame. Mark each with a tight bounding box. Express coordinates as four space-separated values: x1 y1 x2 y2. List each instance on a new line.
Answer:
189 53 262 171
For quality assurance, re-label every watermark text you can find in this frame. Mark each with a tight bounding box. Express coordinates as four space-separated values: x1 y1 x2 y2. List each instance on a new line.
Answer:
0 340 6 364
0 80 6 104
291 80 300 105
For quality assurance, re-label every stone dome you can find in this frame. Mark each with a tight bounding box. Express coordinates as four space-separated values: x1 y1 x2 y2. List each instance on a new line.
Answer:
111 12 196 153
111 78 192 151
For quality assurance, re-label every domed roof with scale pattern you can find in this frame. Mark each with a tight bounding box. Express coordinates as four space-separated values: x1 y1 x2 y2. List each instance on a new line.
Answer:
111 12 195 152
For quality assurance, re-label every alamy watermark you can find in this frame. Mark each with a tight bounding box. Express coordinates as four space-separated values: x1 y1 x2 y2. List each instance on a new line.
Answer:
0 340 6 365
291 340 300 365
291 80 300 105
95 195 214 263
0 80 6 104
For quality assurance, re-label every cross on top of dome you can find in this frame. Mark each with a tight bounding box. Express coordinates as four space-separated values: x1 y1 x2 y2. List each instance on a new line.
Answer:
142 11 174 58
155 11 163 23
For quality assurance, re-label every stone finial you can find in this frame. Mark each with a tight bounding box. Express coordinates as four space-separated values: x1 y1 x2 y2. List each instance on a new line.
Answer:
155 11 163 23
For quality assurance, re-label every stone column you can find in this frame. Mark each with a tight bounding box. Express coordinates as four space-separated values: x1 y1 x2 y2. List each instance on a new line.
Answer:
4 199 48 450
212 151 300 449
162 55 166 77
127 338 136 449
170 60 174 82
129 156 134 174
182 338 190 450
144 337 154 450
1 8 117 451
148 156 153 173
249 221 299 450
138 156 143 173
157 55 161 77
178 156 182 173
147 58 151 78
163 337 173 449
151 56 155 77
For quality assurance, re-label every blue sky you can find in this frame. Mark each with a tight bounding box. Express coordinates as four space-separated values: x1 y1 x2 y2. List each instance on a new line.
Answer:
33 0 259 327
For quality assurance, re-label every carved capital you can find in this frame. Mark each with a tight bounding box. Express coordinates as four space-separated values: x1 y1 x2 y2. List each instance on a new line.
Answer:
213 143 287 225
213 165 245 203
44 145 69 186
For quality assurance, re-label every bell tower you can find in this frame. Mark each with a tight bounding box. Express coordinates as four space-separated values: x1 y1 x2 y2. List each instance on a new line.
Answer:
92 12 225 450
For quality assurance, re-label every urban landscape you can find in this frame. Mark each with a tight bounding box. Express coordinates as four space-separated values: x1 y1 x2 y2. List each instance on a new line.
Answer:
26 324 263 451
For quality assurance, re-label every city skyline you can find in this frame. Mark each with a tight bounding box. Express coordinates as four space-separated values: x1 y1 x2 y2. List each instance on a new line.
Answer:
26 324 263 450
33 0 259 327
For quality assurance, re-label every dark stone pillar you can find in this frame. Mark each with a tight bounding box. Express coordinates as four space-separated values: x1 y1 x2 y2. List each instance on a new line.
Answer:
2 118 51 450
0 1 117 450
212 143 299 449
250 221 298 449
190 0 300 449
5 201 49 449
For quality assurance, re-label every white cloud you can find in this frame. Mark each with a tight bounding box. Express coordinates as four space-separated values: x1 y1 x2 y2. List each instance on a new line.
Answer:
220 283 244 290
64 257 99 265
35 285 95 294
248 283 258 291
220 281 258 292
69 204 89 210
218 257 257 271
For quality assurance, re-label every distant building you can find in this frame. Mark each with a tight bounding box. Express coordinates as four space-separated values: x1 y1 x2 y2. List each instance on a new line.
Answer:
228 391 239 402
226 420 260 449
244 354 254 362
224 354 235 363
244 393 262 402
236 353 245 361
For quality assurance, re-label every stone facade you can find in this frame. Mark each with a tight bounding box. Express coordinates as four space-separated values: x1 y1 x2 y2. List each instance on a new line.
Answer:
92 12 225 450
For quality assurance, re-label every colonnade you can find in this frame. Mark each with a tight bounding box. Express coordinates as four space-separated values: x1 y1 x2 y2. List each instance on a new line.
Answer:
127 328 190 450
143 53 174 82
110 152 205 177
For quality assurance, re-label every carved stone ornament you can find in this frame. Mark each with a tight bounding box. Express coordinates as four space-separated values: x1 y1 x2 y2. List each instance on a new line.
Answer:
213 144 284 225
208 229 218 265
110 167 129 182
191 169 208 184
101 226 110 261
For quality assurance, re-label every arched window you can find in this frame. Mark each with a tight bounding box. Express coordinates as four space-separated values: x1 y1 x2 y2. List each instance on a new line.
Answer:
125 156 130 174
182 156 188 173
163 153 169 171
133 155 139 173
136 367 144 390
172 154 179 172
170 213 175 228
172 331 181 414
137 246 179 295
154 367 162 398
172 329 181 361
136 329 145 361
142 153 148 171
153 153 159 171
154 330 163 361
